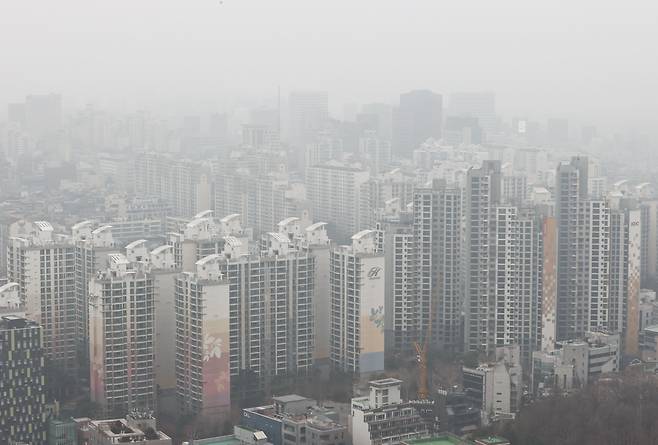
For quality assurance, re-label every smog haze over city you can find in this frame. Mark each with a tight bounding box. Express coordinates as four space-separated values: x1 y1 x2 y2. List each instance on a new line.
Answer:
2 1 658 445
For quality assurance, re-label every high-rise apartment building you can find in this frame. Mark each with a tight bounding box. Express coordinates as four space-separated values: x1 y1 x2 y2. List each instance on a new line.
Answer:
608 198 641 356
276 217 332 364
175 254 231 417
134 152 212 218
464 162 539 360
377 200 416 354
306 161 372 243
330 230 385 375
0 316 47 445
413 180 463 352
71 221 118 367
7 220 78 374
125 240 180 391
89 254 156 415
555 157 611 340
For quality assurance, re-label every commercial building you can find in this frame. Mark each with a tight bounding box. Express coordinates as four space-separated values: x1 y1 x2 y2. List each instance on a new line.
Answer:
462 346 522 425
532 331 620 393
89 254 156 415
0 316 47 445
84 413 171 445
350 378 428 445
330 230 385 375
241 395 347 445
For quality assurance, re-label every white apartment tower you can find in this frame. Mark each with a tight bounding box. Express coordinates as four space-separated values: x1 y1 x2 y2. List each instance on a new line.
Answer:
608 198 641 356
306 160 372 243
377 199 416 354
413 180 463 352
7 220 78 373
330 230 386 375
277 217 333 364
125 240 180 391
71 221 118 366
556 157 611 340
89 253 156 415
175 254 231 417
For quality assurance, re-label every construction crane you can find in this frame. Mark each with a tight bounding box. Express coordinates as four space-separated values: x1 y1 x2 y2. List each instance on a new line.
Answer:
414 289 438 400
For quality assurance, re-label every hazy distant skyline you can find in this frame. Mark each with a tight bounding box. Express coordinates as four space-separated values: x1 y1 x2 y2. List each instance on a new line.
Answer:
2 0 657 132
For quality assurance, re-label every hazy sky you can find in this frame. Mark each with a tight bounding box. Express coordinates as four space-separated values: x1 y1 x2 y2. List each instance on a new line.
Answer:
1 0 657 131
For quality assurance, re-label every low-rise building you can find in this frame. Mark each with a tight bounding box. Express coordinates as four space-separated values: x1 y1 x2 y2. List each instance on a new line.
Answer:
350 378 428 445
462 345 522 425
241 395 347 445
85 413 171 445
532 331 620 393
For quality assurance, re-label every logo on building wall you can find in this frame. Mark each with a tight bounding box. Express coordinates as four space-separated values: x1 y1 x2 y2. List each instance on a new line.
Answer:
367 266 382 280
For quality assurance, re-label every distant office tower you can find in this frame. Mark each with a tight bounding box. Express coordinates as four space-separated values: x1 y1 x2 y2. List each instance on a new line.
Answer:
448 92 496 136
546 118 569 146
556 157 610 340
443 116 482 146
71 222 118 367
464 162 538 360
175 254 231 417
608 199 641 356
377 200 416 353
413 180 463 353
134 152 212 218
7 221 78 374
276 218 332 364
0 316 47 445
330 230 385 374
359 131 392 174
288 91 329 147
393 90 442 157
8 94 62 148
360 103 394 141
306 160 372 243
89 254 156 415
